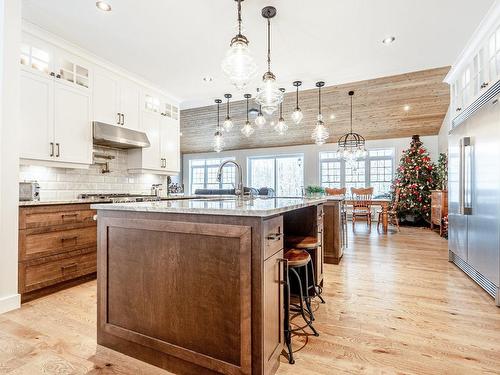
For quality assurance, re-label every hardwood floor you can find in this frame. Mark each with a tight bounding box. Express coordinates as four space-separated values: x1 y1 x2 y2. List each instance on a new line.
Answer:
1 226 499 374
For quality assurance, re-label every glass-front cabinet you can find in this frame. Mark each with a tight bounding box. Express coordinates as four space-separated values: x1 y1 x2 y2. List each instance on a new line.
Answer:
449 22 500 118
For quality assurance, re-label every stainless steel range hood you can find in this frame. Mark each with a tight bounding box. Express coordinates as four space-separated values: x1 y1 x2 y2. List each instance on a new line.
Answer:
93 122 150 149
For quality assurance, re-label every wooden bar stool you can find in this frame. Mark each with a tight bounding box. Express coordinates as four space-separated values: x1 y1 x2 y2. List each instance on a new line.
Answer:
282 249 319 364
285 235 325 306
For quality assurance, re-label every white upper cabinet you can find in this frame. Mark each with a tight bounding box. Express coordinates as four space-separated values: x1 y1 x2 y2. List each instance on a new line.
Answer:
446 4 500 119
92 68 141 130
93 67 120 126
20 26 179 173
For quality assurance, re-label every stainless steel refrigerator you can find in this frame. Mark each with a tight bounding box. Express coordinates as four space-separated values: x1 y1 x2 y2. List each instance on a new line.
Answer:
448 82 500 306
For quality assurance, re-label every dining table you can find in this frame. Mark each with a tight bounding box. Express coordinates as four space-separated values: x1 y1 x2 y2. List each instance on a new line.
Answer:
343 197 392 233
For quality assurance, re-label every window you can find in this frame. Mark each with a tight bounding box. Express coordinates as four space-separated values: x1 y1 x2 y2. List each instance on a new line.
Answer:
248 154 304 197
319 149 394 196
189 158 236 194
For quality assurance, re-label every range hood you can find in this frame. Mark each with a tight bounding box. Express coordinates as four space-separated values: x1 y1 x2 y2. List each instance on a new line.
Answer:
93 122 150 149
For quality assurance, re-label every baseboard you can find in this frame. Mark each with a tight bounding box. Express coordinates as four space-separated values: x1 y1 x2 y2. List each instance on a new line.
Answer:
0 293 21 314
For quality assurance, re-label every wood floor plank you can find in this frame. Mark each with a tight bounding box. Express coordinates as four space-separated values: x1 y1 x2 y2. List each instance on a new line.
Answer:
0 226 499 374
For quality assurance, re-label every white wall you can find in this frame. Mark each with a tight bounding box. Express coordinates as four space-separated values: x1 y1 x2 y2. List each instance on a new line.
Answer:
0 0 21 314
182 135 439 194
438 107 451 154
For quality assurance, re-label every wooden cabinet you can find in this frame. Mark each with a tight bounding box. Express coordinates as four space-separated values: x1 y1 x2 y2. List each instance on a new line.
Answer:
263 248 284 375
431 190 448 236
19 204 97 302
323 199 346 265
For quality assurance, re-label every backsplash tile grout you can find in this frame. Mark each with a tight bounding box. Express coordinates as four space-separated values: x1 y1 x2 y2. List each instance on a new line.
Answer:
19 146 169 200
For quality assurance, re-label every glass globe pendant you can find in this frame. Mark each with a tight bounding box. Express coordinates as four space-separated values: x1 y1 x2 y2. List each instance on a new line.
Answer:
291 81 304 124
255 104 266 128
221 0 257 90
311 82 329 145
241 94 255 137
255 6 283 115
274 88 288 135
213 99 225 153
223 94 234 131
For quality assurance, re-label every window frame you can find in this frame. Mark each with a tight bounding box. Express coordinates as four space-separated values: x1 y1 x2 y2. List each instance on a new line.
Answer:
188 157 236 194
247 153 305 197
319 148 395 196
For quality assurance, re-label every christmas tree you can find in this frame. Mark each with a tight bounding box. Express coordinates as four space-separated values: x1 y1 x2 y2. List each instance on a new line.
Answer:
392 135 437 222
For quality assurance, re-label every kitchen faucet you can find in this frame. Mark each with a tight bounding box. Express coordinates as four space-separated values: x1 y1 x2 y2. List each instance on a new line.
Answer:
217 160 244 200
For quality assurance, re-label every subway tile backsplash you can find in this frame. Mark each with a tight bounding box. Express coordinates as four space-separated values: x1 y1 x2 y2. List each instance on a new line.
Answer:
19 146 169 200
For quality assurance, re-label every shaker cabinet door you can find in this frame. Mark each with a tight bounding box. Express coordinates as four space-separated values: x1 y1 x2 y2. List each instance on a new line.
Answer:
161 117 180 173
19 71 54 161
53 82 92 165
120 81 141 130
93 68 120 125
140 111 162 170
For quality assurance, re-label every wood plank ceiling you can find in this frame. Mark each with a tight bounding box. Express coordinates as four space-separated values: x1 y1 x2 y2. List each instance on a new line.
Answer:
180 67 450 154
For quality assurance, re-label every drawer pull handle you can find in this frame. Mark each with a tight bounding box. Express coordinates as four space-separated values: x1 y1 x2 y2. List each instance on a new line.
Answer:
61 236 78 242
61 263 78 272
266 233 282 241
62 213 79 219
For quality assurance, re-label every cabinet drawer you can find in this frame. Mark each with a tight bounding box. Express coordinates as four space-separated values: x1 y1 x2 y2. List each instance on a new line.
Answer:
20 204 96 230
263 215 283 260
20 226 96 261
20 249 96 293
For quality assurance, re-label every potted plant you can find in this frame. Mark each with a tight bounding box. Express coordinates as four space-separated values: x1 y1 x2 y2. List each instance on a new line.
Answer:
305 185 325 198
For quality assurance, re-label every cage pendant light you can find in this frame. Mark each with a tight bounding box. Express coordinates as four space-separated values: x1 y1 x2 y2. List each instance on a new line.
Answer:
221 0 257 90
241 94 255 137
213 99 225 153
255 6 283 115
291 81 304 124
311 81 329 145
337 91 367 161
223 94 234 131
274 88 288 135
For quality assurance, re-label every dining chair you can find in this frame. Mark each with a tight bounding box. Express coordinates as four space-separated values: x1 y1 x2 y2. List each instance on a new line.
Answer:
351 187 374 231
378 188 400 232
324 187 346 196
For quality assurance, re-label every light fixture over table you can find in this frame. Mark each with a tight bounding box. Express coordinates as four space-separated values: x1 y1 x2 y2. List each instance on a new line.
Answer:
221 0 257 90
336 91 367 161
311 81 329 145
255 6 283 115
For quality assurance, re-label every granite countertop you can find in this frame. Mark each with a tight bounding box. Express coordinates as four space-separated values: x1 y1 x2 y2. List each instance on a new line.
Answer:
91 197 326 217
18 195 198 207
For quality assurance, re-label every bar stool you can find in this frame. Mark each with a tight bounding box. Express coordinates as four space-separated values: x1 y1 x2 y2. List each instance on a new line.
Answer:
285 235 325 308
283 248 319 364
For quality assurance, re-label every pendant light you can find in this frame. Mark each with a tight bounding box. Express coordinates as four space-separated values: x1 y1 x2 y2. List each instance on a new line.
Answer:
337 91 367 160
255 103 266 128
274 88 288 135
223 93 234 131
213 99 225 153
291 80 304 124
311 81 329 145
221 0 257 90
241 94 255 137
255 6 283 115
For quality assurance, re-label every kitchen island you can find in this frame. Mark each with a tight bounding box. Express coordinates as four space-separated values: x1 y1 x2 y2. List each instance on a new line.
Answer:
92 197 326 375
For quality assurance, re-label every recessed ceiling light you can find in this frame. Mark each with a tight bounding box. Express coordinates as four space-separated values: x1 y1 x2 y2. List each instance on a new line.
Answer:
96 1 112 12
203 76 214 83
404 104 411 111
382 36 396 45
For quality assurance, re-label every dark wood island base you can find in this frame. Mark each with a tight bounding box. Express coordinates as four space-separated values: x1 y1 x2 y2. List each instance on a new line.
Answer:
95 200 325 375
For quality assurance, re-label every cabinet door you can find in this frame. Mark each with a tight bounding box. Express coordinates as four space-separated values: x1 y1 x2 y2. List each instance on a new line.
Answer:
19 71 54 161
53 82 92 164
93 68 120 125
120 81 141 130
263 249 284 375
141 111 162 170
161 117 180 173
54 50 91 90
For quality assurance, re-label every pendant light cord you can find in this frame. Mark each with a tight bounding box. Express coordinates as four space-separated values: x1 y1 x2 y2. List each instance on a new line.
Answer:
246 96 249 122
296 85 299 109
350 95 353 133
217 102 220 129
237 0 242 36
318 86 322 116
226 97 230 118
267 16 271 72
